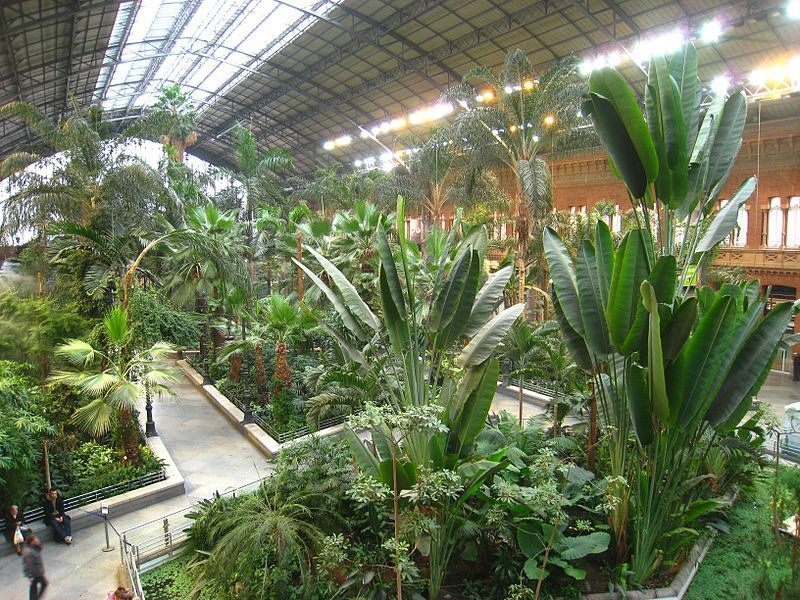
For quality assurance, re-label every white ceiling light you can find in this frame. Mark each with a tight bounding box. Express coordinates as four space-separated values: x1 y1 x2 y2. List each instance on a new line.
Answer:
710 75 731 94
322 140 335 151
700 19 723 43
788 0 800 20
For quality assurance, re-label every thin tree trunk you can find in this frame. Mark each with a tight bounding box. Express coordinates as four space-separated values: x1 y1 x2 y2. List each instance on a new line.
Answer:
255 342 266 385
274 340 291 392
230 353 241 382
42 439 51 491
589 380 598 472
119 407 140 466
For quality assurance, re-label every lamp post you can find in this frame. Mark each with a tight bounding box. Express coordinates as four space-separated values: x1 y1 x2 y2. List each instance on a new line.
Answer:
144 383 157 437
101 503 114 552
241 318 253 425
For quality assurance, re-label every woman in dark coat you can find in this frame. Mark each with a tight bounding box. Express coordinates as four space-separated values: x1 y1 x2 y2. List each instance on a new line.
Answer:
3 504 26 554
42 488 72 544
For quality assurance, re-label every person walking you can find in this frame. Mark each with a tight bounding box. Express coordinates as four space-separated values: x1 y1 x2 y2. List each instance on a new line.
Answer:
42 488 72 544
22 535 47 600
4 504 27 555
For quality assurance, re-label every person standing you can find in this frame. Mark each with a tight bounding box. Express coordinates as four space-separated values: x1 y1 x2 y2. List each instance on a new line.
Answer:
42 488 72 544
22 535 47 599
4 504 27 554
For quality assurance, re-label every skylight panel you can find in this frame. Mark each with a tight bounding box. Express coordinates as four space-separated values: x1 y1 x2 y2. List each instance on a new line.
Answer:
95 0 343 114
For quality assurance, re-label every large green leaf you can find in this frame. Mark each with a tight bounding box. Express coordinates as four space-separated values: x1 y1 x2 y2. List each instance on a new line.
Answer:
558 531 611 560
676 294 759 429
695 176 756 253
620 254 675 356
641 281 668 421
577 239 611 355
707 92 747 196
377 225 407 320
668 44 700 153
458 304 524 367
661 297 697 363
607 230 649 351
543 227 583 335
344 425 379 479
379 458 418 491
463 265 513 337
379 265 411 355
430 246 475 332
305 245 381 331
552 286 593 371
706 301 792 427
437 250 482 348
587 68 659 199
293 258 367 341
626 360 654 446
594 220 614 309
446 359 500 459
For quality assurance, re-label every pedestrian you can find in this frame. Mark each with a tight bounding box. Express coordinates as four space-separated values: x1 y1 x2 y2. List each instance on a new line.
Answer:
42 488 72 544
4 504 28 555
105 586 134 600
22 535 47 600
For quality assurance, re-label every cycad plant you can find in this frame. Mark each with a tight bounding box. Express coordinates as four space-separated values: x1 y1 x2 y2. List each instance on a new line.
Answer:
49 306 176 463
544 43 795 583
445 50 588 301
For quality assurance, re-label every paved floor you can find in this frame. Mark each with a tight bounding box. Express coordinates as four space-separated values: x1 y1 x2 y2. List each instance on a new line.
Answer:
0 371 272 599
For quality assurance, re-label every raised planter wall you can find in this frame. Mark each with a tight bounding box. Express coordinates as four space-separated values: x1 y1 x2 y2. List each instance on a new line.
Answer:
176 358 349 458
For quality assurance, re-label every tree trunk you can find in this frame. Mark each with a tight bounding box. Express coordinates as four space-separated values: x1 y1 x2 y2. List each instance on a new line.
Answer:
518 375 524 425
515 195 529 306
296 231 303 301
274 340 291 392
255 342 266 385
119 407 141 466
230 353 241 382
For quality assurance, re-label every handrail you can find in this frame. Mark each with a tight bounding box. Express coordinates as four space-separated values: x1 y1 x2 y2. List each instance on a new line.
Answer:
0 468 166 530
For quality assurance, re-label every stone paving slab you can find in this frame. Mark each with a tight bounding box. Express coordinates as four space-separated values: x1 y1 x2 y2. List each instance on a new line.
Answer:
0 367 273 599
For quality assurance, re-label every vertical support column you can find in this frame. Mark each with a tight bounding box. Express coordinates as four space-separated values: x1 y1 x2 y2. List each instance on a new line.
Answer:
201 293 210 384
145 383 157 437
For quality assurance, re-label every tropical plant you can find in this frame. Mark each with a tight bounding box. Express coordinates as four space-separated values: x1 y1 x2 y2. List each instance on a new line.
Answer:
49 306 177 463
297 198 524 597
544 43 794 583
0 100 169 242
128 84 198 163
444 50 588 302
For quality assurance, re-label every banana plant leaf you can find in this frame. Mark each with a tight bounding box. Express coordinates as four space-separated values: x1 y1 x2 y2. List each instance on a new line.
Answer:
445 359 499 462
607 230 649 352
577 239 611 355
377 225 407 320
552 285 593 371
463 265 513 338
344 425 379 479
543 227 583 335
706 301 793 428
458 304 524 367
695 176 756 253
626 359 654 446
436 250 482 349
641 280 669 421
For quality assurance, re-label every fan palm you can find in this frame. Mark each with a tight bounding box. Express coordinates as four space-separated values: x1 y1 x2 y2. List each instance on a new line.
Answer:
49 306 176 463
444 50 588 301
191 486 323 595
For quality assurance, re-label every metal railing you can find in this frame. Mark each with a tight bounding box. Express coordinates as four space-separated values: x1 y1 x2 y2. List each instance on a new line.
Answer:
502 376 557 400
119 477 268 599
0 469 166 531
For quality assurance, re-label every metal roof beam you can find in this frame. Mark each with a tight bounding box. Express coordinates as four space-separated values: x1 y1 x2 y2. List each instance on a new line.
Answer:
0 0 122 41
272 0 446 88
211 0 448 137
257 0 565 138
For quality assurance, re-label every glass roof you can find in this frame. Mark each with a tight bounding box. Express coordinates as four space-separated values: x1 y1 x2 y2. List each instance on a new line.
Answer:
94 0 342 113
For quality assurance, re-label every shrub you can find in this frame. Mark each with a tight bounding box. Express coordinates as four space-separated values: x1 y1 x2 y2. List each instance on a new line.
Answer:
129 287 199 349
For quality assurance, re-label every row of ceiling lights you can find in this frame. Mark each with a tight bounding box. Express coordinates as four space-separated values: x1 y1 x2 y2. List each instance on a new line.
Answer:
333 0 800 169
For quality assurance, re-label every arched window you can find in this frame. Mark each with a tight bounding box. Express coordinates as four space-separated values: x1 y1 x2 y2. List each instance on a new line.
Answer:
767 197 783 248
786 197 800 248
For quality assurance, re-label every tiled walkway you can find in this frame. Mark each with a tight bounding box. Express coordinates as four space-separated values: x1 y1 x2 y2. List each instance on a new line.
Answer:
0 370 272 599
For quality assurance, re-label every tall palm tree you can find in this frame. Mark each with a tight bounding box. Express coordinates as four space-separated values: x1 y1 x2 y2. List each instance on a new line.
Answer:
445 50 588 302
127 84 198 163
0 101 169 243
49 306 176 463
